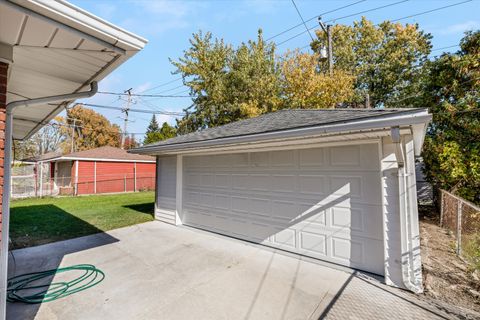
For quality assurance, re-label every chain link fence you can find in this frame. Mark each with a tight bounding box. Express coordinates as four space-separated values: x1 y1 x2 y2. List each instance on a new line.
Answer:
11 163 58 198
440 189 480 268
11 164 155 199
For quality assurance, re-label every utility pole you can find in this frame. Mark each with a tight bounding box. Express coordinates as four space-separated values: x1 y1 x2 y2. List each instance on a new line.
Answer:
318 17 333 76
65 117 82 153
71 118 77 153
121 88 132 149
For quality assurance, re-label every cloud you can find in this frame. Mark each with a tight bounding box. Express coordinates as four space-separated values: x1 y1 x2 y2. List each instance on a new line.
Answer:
440 20 480 35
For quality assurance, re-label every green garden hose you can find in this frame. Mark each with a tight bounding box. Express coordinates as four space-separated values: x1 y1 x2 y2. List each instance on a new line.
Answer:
7 264 105 304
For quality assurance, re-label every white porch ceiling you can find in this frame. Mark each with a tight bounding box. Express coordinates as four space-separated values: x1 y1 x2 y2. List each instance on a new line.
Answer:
0 0 147 140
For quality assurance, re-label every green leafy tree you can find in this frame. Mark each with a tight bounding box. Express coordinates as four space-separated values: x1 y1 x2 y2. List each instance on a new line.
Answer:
158 122 177 141
311 17 432 107
144 115 177 145
144 115 162 145
421 31 480 204
172 30 280 134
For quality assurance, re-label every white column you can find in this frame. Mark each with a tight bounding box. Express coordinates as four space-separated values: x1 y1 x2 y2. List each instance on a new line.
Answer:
39 161 43 197
134 162 137 192
93 161 97 194
74 160 79 195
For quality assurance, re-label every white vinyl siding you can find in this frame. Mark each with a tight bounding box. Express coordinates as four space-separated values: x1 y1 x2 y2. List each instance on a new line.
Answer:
155 156 177 224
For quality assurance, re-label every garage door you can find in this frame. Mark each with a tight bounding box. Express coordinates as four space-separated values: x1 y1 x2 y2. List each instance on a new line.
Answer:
182 143 384 275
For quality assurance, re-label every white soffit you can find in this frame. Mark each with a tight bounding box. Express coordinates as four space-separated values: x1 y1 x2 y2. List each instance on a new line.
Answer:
0 0 147 140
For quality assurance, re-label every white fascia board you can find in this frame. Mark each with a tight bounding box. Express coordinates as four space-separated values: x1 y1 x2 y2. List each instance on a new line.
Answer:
49 157 155 163
134 110 432 155
7 0 148 51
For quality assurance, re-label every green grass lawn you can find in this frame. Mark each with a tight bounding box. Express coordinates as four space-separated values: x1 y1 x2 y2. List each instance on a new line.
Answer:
10 191 155 249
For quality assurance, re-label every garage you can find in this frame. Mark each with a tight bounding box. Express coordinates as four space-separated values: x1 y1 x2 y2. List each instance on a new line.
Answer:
132 108 432 292
182 144 384 274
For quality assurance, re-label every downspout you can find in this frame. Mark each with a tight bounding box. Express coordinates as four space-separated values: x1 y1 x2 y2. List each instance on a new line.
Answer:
391 126 422 293
0 82 98 314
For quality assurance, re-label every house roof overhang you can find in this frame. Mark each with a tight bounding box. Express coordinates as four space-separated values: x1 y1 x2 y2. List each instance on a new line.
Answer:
131 109 432 157
0 0 148 140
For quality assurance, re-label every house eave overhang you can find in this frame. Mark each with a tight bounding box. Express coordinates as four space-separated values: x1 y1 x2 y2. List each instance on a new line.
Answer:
131 110 432 156
2 0 148 140
6 0 148 51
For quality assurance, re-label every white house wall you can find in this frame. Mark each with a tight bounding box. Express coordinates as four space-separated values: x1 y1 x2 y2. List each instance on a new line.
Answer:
380 134 422 290
155 155 177 224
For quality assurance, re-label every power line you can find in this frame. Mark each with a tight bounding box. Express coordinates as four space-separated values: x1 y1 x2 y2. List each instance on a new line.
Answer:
277 0 409 46
153 84 186 94
137 76 183 93
389 0 472 23
431 44 459 52
291 0 315 41
266 0 366 41
80 103 185 116
293 1 471 51
97 91 190 98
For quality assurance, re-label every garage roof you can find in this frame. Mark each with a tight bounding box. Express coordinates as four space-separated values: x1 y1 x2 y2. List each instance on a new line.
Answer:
28 146 155 163
1 0 147 140
131 108 431 154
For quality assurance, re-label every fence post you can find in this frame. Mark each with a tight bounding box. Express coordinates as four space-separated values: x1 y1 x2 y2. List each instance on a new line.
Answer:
134 162 137 192
440 190 444 226
39 162 43 197
124 174 127 192
456 199 462 256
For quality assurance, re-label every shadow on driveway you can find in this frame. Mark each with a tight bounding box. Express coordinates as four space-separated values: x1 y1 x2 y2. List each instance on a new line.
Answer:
8 204 119 320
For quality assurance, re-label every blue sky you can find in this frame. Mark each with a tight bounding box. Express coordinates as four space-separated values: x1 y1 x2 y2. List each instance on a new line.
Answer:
70 0 480 139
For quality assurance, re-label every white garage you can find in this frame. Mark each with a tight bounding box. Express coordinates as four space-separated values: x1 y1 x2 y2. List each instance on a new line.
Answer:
131 108 432 293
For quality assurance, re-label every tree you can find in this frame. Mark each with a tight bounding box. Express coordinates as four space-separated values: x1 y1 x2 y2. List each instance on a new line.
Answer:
13 139 37 161
420 31 480 204
158 122 177 141
62 104 121 152
311 17 432 107
124 134 139 150
33 117 67 154
144 116 176 145
14 116 66 160
279 50 355 109
144 115 162 145
172 30 281 134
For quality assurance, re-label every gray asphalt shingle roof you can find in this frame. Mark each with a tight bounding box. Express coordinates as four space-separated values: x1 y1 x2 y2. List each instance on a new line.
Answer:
142 108 422 148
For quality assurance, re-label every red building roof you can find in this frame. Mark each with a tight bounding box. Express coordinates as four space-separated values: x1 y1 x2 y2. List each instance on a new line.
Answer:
28 146 155 163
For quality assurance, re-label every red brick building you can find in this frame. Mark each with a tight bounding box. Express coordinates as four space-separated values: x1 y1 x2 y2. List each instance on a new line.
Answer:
35 146 156 195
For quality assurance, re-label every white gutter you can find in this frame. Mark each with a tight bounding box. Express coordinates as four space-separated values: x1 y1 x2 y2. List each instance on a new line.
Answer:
5 0 148 52
0 81 98 319
3 1 124 55
391 126 422 293
133 110 432 155
47 157 155 163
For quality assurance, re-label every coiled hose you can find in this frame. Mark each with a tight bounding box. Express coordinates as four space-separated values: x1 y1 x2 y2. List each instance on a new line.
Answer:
7 264 105 304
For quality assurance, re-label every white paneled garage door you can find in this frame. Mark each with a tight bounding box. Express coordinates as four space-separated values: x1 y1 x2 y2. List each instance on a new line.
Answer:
182 143 384 275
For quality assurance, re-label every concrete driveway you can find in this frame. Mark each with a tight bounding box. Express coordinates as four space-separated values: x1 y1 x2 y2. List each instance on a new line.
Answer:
7 221 457 320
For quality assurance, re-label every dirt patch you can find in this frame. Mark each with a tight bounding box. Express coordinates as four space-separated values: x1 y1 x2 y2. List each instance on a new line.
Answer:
420 206 480 315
